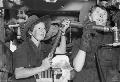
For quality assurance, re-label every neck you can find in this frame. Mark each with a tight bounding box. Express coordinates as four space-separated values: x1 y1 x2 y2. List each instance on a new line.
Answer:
31 36 41 47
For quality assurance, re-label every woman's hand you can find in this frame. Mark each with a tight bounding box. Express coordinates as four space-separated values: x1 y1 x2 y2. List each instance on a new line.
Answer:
41 57 51 71
61 19 70 35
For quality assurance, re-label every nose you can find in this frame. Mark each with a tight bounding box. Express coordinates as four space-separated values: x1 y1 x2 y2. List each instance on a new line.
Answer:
39 29 46 34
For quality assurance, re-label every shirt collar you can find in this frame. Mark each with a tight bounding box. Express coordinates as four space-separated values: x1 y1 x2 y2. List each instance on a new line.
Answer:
28 39 41 52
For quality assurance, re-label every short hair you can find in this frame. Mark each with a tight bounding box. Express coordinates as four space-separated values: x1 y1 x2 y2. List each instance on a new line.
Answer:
89 5 107 16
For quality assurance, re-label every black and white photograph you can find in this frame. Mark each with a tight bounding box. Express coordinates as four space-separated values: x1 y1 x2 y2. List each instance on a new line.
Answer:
0 0 120 82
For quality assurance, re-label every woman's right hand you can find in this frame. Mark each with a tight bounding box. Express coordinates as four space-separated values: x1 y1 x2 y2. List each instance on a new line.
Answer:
41 57 51 71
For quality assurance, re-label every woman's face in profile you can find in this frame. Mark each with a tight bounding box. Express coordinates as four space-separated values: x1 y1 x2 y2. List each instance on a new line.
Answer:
32 22 46 41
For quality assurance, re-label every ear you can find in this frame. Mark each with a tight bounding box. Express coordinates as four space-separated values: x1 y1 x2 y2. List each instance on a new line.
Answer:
28 30 32 35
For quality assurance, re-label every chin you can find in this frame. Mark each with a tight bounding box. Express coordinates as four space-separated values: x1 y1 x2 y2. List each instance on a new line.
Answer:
38 37 44 41
97 23 106 26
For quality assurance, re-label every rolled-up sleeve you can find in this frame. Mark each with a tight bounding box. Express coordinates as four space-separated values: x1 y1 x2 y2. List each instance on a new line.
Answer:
70 28 92 66
79 28 92 52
